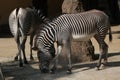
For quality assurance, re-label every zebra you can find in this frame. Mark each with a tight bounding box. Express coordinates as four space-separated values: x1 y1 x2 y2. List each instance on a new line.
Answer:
35 10 112 73
9 7 50 67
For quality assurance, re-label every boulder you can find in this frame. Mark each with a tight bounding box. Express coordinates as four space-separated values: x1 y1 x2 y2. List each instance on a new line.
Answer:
58 0 96 66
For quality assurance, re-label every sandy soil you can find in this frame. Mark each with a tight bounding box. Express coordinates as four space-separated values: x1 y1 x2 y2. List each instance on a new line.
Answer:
0 25 120 80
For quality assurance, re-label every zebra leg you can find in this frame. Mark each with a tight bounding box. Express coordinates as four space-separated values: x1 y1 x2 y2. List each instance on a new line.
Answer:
29 33 35 60
101 43 108 66
87 40 97 60
17 40 23 67
64 41 72 74
18 48 23 67
49 59 57 74
22 44 28 64
50 45 62 74
97 43 108 70
13 28 24 67
14 30 20 61
94 35 108 70
14 35 20 61
21 36 28 64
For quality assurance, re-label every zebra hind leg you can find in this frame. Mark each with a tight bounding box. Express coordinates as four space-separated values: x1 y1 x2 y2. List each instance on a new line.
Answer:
21 36 28 64
94 34 108 70
97 43 108 70
14 55 19 61
18 45 23 67
19 54 23 67
29 33 35 60
14 33 20 61
64 41 72 74
101 43 108 66
22 45 28 64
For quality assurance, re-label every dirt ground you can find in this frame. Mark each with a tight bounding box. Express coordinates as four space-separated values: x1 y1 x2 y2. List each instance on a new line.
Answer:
0 25 120 80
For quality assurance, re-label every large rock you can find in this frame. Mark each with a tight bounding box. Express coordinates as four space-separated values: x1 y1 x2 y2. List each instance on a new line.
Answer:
62 0 84 13
58 0 95 66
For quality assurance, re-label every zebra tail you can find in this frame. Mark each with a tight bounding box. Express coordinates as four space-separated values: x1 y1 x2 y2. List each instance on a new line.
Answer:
14 7 21 37
108 27 112 42
16 8 20 27
16 8 19 16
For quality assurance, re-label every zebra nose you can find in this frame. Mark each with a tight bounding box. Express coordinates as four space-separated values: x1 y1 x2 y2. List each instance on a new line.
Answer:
40 66 49 73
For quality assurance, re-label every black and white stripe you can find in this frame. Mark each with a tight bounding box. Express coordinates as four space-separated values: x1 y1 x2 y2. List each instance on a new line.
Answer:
9 7 50 67
36 10 112 73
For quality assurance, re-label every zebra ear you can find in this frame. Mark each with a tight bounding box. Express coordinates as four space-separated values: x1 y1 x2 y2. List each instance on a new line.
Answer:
37 10 40 14
37 10 44 18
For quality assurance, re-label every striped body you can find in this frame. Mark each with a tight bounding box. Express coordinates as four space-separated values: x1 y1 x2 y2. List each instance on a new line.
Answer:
9 7 49 67
36 10 112 73
9 7 40 36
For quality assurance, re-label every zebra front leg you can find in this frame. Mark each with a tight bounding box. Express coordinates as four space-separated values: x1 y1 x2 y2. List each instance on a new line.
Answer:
65 42 72 74
66 52 72 74
49 60 57 74
50 45 62 74
30 33 35 60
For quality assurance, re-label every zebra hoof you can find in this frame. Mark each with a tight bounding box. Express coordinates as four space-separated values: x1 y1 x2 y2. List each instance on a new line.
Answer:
19 63 23 67
30 56 34 61
24 61 28 64
32 47 38 51
95 66 101 71
100 63 108 70
66 69 72 74
41 68 49 73
95 67 100 71
14 56 18 61
50 69 55 74
50 70 55 74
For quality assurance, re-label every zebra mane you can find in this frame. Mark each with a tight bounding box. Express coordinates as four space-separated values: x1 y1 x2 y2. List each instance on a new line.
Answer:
36 13 67 36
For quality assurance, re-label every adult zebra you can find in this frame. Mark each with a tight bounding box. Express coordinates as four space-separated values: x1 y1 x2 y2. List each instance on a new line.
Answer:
35 10 112 73
9 7 50 67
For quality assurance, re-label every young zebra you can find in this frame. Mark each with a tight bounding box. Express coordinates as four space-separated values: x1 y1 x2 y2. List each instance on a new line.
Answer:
9 7 50 67
35 10 112 73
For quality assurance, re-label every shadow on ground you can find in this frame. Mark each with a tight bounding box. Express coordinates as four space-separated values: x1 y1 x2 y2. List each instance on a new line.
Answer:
1 52 120 80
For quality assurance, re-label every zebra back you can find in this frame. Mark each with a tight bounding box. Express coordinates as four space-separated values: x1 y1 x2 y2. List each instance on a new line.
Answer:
9 7 50 36
36 10 111 50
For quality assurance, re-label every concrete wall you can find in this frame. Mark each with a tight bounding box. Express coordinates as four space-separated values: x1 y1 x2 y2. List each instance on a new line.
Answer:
0 0 32 25
0 0 64 25
47 0 63 17
0 0 63 32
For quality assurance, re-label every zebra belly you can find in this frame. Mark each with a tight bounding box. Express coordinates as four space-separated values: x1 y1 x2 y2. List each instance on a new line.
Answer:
72 34 95 41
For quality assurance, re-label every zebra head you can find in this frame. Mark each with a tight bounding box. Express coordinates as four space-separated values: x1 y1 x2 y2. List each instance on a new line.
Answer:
36 22 56 73
37 44 55 73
